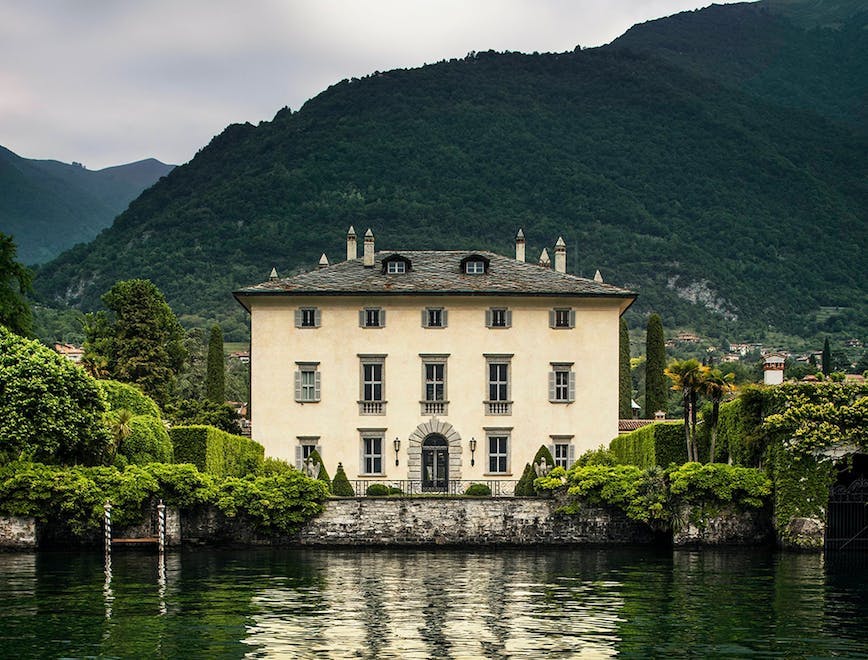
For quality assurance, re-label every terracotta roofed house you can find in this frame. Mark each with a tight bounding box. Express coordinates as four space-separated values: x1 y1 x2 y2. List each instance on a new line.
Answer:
234 228 636 493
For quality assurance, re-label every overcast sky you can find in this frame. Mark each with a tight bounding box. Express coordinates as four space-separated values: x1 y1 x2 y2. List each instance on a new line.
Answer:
0 1 741 170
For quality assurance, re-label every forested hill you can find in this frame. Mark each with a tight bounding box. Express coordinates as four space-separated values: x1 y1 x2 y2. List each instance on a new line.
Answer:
34 0 867 342
0 147 174 264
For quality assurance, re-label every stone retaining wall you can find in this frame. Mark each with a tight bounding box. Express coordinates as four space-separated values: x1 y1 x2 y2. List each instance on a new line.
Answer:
0 516 37 549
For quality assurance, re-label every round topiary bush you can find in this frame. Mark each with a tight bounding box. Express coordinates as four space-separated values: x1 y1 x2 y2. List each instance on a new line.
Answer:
387 486 403 496
366 483 390 497
465 483 492 497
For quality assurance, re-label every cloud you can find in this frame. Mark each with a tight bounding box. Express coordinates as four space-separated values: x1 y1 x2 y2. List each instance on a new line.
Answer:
0 0 738 169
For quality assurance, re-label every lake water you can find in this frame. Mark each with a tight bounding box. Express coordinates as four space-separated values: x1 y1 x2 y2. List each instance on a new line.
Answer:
2 547 868 658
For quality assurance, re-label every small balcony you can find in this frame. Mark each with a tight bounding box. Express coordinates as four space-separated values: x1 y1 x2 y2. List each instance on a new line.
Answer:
358 400 386 415
485 401 512 415
420 400 448 416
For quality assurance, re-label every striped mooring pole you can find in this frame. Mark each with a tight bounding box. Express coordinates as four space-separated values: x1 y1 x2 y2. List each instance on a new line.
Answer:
103 501 112 555
157 499 166 554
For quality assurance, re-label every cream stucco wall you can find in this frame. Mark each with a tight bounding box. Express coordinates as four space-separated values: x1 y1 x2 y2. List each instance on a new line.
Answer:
244 293 624 482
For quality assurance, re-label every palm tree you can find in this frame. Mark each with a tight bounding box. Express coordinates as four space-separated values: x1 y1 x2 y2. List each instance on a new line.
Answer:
699 369 736 463
664 359 710 462
106 408 134 461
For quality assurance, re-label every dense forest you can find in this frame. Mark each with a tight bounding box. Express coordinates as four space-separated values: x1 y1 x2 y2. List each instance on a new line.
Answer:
0 148 174 264
32 0 868 343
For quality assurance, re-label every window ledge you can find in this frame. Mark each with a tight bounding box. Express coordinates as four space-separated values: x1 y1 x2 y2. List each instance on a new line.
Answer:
483 473 512 477
358 474 387 478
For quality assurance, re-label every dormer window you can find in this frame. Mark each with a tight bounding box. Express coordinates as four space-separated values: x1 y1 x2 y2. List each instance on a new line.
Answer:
461 254 490 274
387 261 405 274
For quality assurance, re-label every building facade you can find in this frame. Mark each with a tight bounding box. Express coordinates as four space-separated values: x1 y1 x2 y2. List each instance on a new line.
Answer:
234 228 635 491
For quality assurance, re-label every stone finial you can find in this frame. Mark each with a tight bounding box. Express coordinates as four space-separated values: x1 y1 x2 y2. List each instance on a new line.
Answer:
347 225 357 261
594 269 603 283
318 253 330 269
363 228 375 267
269 267 278 280
539 248 551 268
516 228 526 262
554 236 566 273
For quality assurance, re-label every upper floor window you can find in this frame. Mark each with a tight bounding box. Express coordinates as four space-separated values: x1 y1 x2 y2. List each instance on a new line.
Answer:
387 261 406 274
465 260 485 274
295 307 321 328
360 307 386 328
485 353 513 415
550 308 575 329
549 363 575 403
486 307 512 328
359 354 386 415
420 354 449 415
295 362 321 403
422 307 447 328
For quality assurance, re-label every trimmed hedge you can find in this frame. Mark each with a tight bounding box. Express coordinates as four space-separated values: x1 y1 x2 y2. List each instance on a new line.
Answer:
464 483 492 497
170 425 263 477
97 380 161 418
118 415 173 465
610 422 686 468
331 463 354 496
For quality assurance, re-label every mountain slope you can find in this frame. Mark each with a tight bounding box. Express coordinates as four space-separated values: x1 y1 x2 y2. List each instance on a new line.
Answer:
34 3 867 342
0 147 174 264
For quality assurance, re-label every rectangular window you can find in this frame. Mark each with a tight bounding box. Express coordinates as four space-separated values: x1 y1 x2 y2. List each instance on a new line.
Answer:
386 261 405 274
362 436 384 475
549 363 575 403
360 307 385 328
550 308 575 329
295 439 320 470
422 307 447 328
485 354 513 415
554 443 569 469
420 354 448 415
551 437 575 470
295 307 321 328
359 355 386 415
294 362 321 402
488 435 509 474
486 307 512 328
465 260 485 274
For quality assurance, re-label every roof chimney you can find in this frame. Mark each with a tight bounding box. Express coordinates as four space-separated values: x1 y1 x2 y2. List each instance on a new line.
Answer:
539 248 551 268
318 253 330 269
554 236 566 273
594 269 603 283
346 226 357 261
515 228 526 262
363 228 375 267
269 267 278 281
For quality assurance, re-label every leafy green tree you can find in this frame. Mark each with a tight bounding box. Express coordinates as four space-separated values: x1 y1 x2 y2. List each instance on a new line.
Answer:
644 314 667 418
165 398 240 434
0 233 33 337
205 324 225 403
0 326 110 464
698 369 736 462
821 337 831 376
665 358 711 463
619 318 632 418
84 279 186 404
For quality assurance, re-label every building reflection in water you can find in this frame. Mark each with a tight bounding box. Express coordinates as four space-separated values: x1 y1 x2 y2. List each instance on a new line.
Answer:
244 549 622 657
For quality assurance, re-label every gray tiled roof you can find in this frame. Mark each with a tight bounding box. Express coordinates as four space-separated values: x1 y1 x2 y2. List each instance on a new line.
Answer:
234 250 635 302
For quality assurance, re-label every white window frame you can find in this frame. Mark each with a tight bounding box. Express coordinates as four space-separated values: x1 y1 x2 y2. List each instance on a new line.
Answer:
485 354 513 415
358 354 386 415
386 261 406 274
485 427 512 475
295 437 321 470
465 260 485 274
422 307 447 328
294 362 321 403
359 428 386 476
295 307 321 328
360 307 386 328
550 307 575 329
550 436 576 470
486 307 512 328
549 362 575 403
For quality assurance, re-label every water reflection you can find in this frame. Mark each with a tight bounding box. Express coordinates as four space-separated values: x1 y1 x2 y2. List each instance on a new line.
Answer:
1 547 868 658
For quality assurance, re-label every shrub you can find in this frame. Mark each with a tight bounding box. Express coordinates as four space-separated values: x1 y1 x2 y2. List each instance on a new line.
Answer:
0 327 111 465
366 483 390 496
331 462 354 496
170 425 263 477
260 457 294 476
610 422 685 468
575 445 617 467
668 462 772 509
514 463 536 496
118 415 173 464
464 483 492 496
96 380 161 418
305 448 330 485
387 486 403 495
533 445 556 471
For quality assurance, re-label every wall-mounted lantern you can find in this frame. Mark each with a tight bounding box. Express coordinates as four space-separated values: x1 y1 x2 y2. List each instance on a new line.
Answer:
394 437 401 466
469 437 477 467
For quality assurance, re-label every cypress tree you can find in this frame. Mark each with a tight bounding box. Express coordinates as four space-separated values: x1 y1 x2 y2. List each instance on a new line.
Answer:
331 462 354 496
822 337 831 376
205 324 225 403
644 314 666 418
619 317 632 418
514 463 536 496
533 444 555 469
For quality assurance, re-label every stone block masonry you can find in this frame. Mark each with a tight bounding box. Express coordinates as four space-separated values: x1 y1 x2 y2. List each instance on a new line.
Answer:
0 517 37 549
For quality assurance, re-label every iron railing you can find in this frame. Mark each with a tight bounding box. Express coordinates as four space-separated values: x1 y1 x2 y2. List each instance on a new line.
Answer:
347 479 519 497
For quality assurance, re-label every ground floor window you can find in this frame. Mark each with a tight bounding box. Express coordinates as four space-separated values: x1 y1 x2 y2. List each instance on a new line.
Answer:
550 436 575 470
487 434 509 474
361 435 384 475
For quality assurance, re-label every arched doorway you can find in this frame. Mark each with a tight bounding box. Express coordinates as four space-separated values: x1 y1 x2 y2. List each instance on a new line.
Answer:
422 434 449 492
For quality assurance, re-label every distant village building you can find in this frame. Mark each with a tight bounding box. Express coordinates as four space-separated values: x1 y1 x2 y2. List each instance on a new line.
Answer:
234 227 635 490
229 350 250 363
763 352 786 386
730 342 763 356
54 343 84 363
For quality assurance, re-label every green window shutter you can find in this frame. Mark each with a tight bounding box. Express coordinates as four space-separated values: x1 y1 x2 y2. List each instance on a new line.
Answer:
569 371 576 402
314 371 322 401
548 370 556 402
294 370 302 401
294 309 302 328
549 310 556 328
